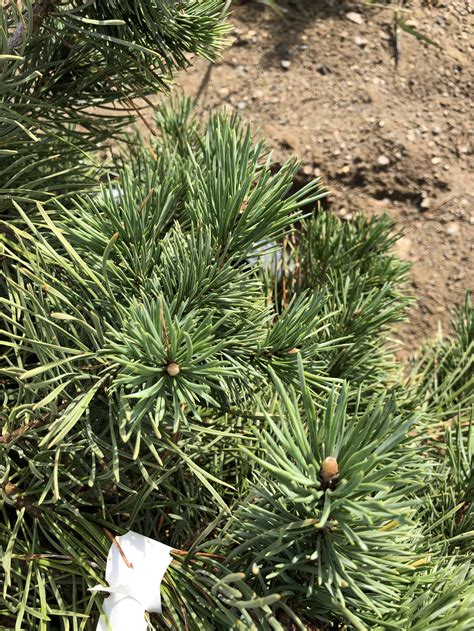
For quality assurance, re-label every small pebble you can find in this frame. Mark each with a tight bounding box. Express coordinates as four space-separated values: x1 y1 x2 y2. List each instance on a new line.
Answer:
446 222 460 236
377 155 390 166
354 36 368 47
346 12 365 25
315 63 330 75
281 60 291 70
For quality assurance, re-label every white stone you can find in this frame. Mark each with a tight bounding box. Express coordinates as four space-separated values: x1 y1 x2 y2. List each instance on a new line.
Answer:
354 36 368 47
446 222 460 236
346 12 365 25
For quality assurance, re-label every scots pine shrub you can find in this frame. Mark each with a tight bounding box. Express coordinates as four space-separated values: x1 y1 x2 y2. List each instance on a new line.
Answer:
1 3 472 630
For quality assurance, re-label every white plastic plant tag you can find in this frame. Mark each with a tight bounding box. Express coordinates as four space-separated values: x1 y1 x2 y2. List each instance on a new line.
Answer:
96 593 147 631
91 531 173 630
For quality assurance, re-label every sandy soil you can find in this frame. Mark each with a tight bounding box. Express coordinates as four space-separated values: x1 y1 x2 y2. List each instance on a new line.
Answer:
169 0 473 354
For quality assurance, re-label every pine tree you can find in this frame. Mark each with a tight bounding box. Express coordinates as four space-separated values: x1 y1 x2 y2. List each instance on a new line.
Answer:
1 3 473 630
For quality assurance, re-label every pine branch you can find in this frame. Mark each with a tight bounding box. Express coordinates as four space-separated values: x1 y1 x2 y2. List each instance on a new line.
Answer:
1 1 228 211
7 0 54 53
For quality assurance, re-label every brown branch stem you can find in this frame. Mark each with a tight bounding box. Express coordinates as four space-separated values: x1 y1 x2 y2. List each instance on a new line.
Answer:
7 0 54 55
104 528 134 569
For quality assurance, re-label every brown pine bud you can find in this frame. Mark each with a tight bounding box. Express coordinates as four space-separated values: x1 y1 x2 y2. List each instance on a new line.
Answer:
166 362 180 377
4 482 19 498
320 456 339 490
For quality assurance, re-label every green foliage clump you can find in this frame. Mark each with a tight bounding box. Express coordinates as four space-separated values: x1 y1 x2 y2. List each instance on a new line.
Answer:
293 212 411 388
224 377 421 629
1 0 227 210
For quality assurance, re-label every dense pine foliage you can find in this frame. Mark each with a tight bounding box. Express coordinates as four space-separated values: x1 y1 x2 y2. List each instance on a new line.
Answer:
1 2 472 630
0 0 226 210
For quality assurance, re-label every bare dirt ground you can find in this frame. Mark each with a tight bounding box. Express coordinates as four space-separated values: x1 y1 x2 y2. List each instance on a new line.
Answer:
172 0 473 354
